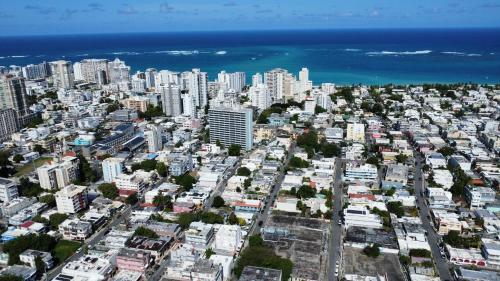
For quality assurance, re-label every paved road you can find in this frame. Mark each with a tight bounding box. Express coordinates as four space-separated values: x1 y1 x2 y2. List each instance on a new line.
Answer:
327 158 344 281
203 157 241 212
251 142 296 235
414 155 453 281
47 205 133 280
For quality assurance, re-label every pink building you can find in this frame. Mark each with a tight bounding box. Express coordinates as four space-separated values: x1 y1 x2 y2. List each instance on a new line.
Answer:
173 201 195 213
116 248 151 274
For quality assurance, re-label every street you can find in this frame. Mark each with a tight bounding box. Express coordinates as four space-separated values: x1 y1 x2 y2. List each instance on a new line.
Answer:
327 157 344 281
414 155 453 281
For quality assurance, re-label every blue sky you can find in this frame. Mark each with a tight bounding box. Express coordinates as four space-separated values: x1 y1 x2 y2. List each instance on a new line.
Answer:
1 0 500 35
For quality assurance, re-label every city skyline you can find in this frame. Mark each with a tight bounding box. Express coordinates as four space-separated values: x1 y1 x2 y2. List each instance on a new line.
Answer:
2 0 500 36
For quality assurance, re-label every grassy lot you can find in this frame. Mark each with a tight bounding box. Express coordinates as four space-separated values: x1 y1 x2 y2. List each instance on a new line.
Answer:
54 240 81 264
14 157 53 177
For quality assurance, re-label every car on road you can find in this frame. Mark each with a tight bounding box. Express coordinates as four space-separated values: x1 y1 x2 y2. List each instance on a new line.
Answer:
338 220 342 225
258 220 263 227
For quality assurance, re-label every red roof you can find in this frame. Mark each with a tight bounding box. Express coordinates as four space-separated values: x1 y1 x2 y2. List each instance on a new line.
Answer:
349 194 376 201
20 221 35 228
63 151 77 157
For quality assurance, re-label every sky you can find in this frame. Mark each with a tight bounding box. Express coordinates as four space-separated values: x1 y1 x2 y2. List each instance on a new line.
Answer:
1 0 500 36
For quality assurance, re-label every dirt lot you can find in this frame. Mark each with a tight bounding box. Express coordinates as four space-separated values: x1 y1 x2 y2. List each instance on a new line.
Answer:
343 246 405 281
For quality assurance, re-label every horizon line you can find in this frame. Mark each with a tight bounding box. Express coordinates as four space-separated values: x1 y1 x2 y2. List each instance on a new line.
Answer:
2 26 500 38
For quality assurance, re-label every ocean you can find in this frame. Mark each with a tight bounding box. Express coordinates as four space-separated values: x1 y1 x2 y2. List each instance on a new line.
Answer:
1 29 500 85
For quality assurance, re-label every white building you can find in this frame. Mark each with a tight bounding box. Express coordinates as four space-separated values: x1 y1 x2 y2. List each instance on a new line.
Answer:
344 163 378 183
55 184 88 214
58 218 93 240
60 254 114 280
218 71 246 93
209 107 253 150
0 178 18 203
115 174 146 195
37 156 79 190
343 205 383 229
145 125 163 152
50 60 74 89
159 83 182 117
213 225 242 255
249 83 270 111
102 157 124 183
185 222 214 249
304 97 316 114
346 123 365 143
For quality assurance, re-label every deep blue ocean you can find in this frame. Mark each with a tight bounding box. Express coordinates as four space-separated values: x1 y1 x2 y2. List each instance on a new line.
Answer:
1 29 500 85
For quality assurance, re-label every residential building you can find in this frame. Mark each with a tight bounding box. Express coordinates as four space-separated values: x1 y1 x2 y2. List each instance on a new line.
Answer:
343 163 378 183
114 173 146 196
218 71 246 93
19 249 54 269
213 224 242 255
0 177 18 203
116 248 151 274
343 205 383 229
346 123 365 143
55 184 88 214
61 255 114 280
0 265 36 281
50 60 74 89
382 164 409 189
58 218 92 240
0 108 19 141
80 59 109 85
0 74 28 112
209 107 253 150
37 156 80 190
465 185 496 209
185 222 214 249
159 83 182 117
145 125 163 152
102 157 125 183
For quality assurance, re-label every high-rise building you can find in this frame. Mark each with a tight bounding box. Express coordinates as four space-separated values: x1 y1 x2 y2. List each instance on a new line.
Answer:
50 60 74 89
0 74 28 113
80 59 109 86
102 157 124 183
265 68 288 102
304 97 316 114
145 68 157 89
155 70 179 87
37 156 80 190
209 107 253 150
0 177 19 203
182 69 208 108
22 62 50 80
0 108 19 140
145 125 163 153
159 84 182 117
249 83 270 111
108 58 130 84
218 71 246 93
299 67 312 93
252 73 263 87
131 78 146 93
182 92 196 117
73 62 84 81
55 185 88 214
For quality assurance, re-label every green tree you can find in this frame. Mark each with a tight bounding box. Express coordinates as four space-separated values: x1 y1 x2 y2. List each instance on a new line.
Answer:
0 275 23 281
249 235 264 247
228 212 239 225
35 256 46 277
395 154 409 164
18 177 43 197
320 142 341 158
77 154 97 183
367 156 380 167
13 154 24 163
288 156 309 169
39 194 56 208
134 226 159 239
296 185 316 199
156 162 168 177
153 194 173 211
33 144 48 154
243 178 252 189
212 196 225 208
49 213 69 230
363 244 380 258
205 248 215 259
125 192 139 205
387 201 405 218
173 173 197 191
228 144 241 156
98 183 118 200
234 245 293 281
237 167 251 176
437 146 455 157
314 106 327 114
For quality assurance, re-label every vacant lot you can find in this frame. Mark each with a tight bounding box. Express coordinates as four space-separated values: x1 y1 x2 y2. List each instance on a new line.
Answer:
343 246 405 281
54 240 81 264
14 157 52 177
